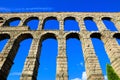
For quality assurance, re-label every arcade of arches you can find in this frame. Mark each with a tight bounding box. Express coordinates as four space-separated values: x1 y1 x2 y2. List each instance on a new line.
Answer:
0 12 120 80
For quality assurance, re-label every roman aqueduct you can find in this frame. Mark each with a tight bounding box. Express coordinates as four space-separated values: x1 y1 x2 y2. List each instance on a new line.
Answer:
0 12 120 80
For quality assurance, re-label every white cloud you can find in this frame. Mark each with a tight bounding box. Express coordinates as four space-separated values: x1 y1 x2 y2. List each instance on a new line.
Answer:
76 62 84 67
71 72 107 80
80 62 83 66
71 78 81 80
0 7 53 11
104 75 108 80
71 71 87 80
82 72 87 80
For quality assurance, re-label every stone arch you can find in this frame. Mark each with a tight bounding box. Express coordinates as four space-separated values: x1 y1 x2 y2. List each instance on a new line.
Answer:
42 16 59 30
90 33 101 39
23 17 39 25
3 17 21 27
38 32 58 79
64 16 77 21
102 17 117 31
0 17 4 26
90 33 111 76
40 32 57 42
84 16 95 20
66 33 86 79
66 33 80 40
14 33 33 43
9 33 33 64
113 33 120 45
23 17 39 30
101 16 113 20
7 33 33 79
64 17 80 31
0 12 120 80
39 32 58 49
102 17 112 21
0 33 10 41
84 17 98 31
0 34 10 53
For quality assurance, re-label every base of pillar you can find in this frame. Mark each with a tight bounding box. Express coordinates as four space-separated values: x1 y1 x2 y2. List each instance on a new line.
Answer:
56 76 68 80
87 74 104 80
20 71 36 80
20 75 36 80
56 73 68 80
20 76 33 80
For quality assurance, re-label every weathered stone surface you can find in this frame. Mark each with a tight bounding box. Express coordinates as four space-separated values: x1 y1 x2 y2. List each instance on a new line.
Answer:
0 12 120 80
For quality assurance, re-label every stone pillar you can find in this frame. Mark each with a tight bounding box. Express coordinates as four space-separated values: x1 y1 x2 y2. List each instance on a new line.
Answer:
20 17 30 29
77 18 87 31
20 38 40 80
56 31 68 80
0 37 19 80
81 31 104 80
101 30 120 77
18 17 25 26
59 20 64 31
58 17 64 31
111 18 120 31
94 17 107 31
38 18 44 30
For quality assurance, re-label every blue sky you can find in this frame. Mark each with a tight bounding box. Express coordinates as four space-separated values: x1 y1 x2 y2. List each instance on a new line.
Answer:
0 0 120 80
0 0 120 12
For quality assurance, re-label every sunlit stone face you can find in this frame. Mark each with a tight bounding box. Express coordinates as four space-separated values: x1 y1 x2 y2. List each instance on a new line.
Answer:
0 12 119 80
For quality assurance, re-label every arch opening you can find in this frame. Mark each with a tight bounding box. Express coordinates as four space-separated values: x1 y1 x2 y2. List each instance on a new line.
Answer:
0 34 10 53
90 33 101 39
64 17 80 31
43 17 59 30
0 17 3 22
84 17 98 31
102 17 118 31
66 33 85 80
3 17 21 27
23 17 39 30
37 33 58 80
0 17 4 26
113 33 120 45
90 33 110 77
7 34 33 80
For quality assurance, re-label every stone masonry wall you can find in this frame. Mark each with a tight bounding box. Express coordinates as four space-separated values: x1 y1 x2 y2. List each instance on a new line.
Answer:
0 12 120 80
